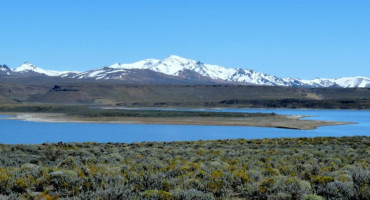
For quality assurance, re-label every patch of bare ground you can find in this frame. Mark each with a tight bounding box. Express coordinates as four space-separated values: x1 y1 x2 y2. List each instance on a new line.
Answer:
1 112 354 130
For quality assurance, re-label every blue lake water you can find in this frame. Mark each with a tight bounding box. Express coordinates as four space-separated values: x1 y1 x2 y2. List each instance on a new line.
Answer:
0 109 369 144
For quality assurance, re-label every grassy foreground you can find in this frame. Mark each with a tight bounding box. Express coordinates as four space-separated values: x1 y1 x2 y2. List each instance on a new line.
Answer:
0 137 369 199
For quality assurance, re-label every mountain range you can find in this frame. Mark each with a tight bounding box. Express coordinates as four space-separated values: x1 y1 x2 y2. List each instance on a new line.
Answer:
1 55 369 88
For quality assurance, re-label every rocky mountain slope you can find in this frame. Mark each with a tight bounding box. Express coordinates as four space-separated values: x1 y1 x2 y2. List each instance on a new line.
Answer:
1 55 369 87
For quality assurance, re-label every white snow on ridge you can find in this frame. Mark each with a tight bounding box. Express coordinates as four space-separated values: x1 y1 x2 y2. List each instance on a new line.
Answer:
110 59 160 70
333 76 370 88
14 62 79 77
6 57 370 88
300 76 370 88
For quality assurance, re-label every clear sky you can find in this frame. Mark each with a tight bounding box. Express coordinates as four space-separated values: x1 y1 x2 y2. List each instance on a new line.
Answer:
0 0 369 79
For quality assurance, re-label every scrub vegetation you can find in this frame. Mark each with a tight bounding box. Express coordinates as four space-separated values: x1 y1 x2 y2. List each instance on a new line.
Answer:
0 83 369 109
0 136 368 199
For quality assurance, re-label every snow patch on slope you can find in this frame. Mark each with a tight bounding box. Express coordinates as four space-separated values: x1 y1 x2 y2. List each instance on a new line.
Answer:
14 62 79 76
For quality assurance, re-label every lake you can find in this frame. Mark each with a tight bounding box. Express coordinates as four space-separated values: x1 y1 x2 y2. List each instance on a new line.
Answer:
0 109 369 144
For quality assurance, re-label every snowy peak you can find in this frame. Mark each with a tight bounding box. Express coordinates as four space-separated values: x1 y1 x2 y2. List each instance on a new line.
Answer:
13 62 54 76
13 62 53 76
162 55 196 65
334 77 370 88
152 55 199 75
14 62 39 72
0 64 10 70
0 64 11 75
299 76 370 88
13 62 79 77
118 59 160 70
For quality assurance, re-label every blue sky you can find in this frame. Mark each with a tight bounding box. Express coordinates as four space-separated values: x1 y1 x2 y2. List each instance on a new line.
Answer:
0 0 369 79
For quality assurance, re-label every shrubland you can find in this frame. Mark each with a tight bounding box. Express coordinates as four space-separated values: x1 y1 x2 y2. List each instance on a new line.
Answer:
0 83 369 109
0 136 368 199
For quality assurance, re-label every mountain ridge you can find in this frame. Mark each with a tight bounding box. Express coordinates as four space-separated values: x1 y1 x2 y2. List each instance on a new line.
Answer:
2 55 369 88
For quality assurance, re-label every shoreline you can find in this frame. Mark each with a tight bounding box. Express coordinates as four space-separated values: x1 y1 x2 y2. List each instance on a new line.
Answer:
0 112 354 130
96 106 370 111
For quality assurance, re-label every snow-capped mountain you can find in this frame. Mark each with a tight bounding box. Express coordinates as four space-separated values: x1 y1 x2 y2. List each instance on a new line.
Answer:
0 64 11 75
13 62 79 77
2 56 369 88
301 77 370 88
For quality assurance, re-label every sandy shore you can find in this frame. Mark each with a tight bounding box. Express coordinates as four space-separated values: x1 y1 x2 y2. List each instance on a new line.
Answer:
0 112 354 130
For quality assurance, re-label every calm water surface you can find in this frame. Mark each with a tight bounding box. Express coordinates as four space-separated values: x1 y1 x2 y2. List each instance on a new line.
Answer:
0 109 369 144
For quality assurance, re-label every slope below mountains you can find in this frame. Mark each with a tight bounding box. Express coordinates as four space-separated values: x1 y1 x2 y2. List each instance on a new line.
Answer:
0 83 369 109
1 55 369 88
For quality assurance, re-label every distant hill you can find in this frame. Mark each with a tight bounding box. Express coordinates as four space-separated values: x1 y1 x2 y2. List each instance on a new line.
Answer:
1 55 369 87
0 83 369 109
